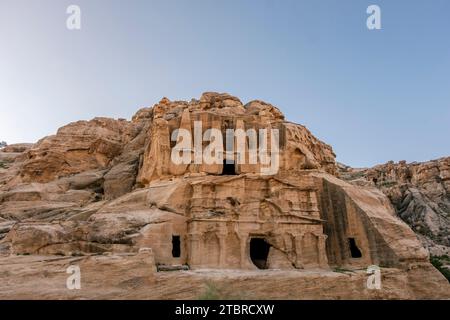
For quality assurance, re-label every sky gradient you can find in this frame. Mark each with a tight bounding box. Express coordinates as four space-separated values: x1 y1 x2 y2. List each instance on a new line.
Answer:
1 0 449 167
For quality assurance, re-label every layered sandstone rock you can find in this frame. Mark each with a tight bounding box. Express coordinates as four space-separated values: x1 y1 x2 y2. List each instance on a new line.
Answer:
0 255 446 299
339 158 450 256
0 92 448 299
17 118 137 184
137 93 336 185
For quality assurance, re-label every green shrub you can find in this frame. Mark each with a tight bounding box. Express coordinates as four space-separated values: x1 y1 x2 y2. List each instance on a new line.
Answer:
379 180 397 188
197 281 247 300
197 282 222 300
333 267 355 274
430 255 450 283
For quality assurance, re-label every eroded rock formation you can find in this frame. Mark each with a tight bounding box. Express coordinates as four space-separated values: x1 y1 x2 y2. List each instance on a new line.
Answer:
338 158 450 257
0 92 448 299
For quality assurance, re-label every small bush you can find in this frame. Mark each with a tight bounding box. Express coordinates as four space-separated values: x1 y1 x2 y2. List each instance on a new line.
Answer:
430 255 450 283
197 282 222 300
379 180 397 188
333 267 355 274
197 281 247 300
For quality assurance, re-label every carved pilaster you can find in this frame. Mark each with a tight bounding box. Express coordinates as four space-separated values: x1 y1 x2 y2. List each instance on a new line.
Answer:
239 233 248 269
217 233 227 268
317 234 328 268
188 232 202 268
294 233 305 269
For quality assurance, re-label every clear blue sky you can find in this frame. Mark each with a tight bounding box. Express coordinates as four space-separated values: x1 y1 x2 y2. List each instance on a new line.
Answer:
0 0 449 167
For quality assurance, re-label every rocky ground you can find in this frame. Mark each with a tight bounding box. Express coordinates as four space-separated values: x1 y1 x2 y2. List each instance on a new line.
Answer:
0 254 447 300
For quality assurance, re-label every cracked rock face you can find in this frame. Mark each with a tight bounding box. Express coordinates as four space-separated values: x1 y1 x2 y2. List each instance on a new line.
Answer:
0 92 448 299
339 158 450 256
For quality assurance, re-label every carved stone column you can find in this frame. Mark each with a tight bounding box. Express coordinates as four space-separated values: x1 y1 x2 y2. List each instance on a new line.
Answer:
317 234 328 268
239 233 248 269
188 232 202 268
217 233 227 268
294 233 304 269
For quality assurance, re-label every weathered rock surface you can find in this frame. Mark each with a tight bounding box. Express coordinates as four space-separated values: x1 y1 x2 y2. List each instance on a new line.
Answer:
339 158 450 256
0 93 448 299
16 118 138 184
0 255 447 299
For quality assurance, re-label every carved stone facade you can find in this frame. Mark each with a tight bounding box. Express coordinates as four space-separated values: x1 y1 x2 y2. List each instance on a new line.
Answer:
0 92 430 273
187 176 328 269
130 95 429 271
132 94 341 270
137 106 336 186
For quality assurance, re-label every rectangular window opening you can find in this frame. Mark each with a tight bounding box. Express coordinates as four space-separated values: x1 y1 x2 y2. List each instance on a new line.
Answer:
172 235 181 258
348 237 362 258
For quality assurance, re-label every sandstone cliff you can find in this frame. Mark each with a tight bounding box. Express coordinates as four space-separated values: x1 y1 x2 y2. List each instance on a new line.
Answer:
0 92 448 299
338 158 450 256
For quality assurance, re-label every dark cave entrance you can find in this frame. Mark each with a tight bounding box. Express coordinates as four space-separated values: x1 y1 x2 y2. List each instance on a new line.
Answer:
250 238 271 269
222 159 236 175
348 238 362 258
172 235 181 258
